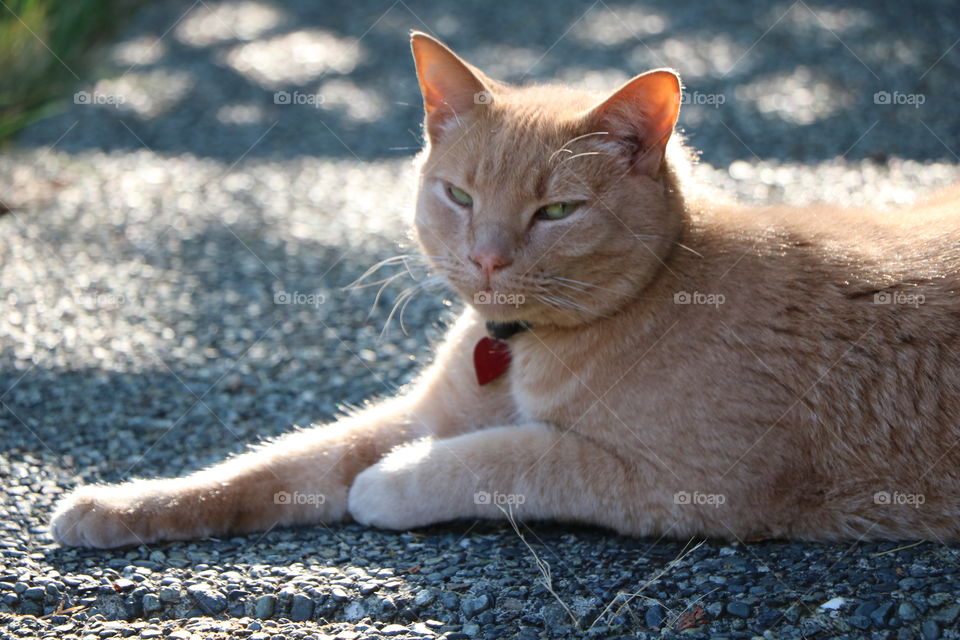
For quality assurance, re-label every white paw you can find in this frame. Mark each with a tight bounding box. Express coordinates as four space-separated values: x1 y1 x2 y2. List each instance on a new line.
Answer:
348 439 458 530
348 464 422 530
50 484 156 549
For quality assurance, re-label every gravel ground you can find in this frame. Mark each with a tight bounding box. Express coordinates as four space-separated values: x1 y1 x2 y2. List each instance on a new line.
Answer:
3 1 960 638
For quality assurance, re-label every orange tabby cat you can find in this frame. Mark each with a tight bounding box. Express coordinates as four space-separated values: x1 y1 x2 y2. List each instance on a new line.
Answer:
51 33 960 548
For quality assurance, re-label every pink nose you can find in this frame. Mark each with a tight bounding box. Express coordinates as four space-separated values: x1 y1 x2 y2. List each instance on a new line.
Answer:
469 247 511 276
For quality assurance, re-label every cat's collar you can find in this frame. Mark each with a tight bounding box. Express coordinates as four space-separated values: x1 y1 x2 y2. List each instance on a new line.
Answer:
485 320 531 340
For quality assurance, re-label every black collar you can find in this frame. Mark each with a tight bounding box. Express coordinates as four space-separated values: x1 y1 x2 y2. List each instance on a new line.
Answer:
485 321 532 340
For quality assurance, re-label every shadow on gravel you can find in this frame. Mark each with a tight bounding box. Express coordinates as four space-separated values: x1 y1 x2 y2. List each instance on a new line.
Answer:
12 0 960 165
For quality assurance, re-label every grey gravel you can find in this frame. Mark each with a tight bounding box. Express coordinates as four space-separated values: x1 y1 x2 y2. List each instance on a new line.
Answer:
3 0 960 639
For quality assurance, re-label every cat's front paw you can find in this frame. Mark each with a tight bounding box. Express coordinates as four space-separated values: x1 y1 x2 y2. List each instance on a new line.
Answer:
50 484 162 548
348 440 456 530
348 465 421 530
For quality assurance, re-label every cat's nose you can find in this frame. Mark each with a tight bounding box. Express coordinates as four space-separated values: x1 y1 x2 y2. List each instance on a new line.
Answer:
469 246 512 277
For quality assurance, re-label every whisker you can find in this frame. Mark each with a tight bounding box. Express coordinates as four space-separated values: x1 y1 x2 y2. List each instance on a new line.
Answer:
560 151 602 164
548 131 610 164
674 242 704 258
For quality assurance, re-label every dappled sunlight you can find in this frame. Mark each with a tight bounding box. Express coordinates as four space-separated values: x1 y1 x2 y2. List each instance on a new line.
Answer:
223 29 364 88
734 66 850 125
216 103 269 125
109 35 168 67
777 3 874 33
175 0 286 47
92 69 195 119
317 78 387 123
635 34 745 78
557 67 630 92
573 4 667 46
469 45 543 80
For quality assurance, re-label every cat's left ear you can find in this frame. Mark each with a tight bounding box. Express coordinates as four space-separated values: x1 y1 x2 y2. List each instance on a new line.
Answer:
586 69 681 177
410 32 491 141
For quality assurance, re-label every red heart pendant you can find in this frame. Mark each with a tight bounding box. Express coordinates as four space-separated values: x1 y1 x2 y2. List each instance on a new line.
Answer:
474 336 512 386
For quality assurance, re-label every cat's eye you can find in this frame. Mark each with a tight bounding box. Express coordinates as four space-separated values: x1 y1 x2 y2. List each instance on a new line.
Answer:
446 185 473 207
535 202 578 221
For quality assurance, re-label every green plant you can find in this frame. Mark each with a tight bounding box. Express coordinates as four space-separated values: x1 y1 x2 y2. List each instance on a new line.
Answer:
0 0 123 141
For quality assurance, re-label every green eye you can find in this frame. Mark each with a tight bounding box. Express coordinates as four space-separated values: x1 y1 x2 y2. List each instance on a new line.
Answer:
447 185 473 206
535 202 577 221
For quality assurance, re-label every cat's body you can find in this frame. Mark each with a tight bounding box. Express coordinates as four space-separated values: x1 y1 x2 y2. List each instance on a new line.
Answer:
51 34 960 548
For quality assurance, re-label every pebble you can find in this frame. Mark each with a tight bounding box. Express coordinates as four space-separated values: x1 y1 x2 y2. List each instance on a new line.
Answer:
187 584 227 614
645 604 665 629
461 594 493 617
289 594 314 621
255 594 277 619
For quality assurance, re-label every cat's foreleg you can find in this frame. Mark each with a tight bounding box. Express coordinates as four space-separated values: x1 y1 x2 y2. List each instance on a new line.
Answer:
49 398 432 548
51 311 505 548
348 423 672 535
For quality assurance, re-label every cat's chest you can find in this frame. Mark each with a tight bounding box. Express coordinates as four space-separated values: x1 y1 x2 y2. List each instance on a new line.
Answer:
507 333 617 426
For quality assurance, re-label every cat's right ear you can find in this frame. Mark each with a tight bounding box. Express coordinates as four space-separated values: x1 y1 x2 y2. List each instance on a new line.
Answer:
585 69 682 177
410 32 490 141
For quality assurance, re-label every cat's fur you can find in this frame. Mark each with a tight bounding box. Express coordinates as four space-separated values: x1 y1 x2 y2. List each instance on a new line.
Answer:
51 33 960 548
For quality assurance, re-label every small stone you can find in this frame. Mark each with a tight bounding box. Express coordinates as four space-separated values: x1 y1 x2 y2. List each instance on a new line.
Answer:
645 604 665 629
168 632 190 640
440 592 459 610
726 601 752 618
461 624 480 637
848 615 871 630
290 594 314 621
381 625 408 636
462 594 493 617
23 586 45 600
922 620 941 640
113 579 135 591
254 594 277 619
158 586 180 603
142 593 162 615
899 602 918 621
410 622 436 636
933 604 960 625
330 587 349 602
140 630 161 639
413 590 435 607
870 602 894 627
187 584 226 614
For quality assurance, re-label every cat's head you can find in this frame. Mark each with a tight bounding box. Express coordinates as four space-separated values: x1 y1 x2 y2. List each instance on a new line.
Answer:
410 32 684 326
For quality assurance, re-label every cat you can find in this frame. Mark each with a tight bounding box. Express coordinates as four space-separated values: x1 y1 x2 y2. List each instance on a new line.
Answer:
51 32 960 549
